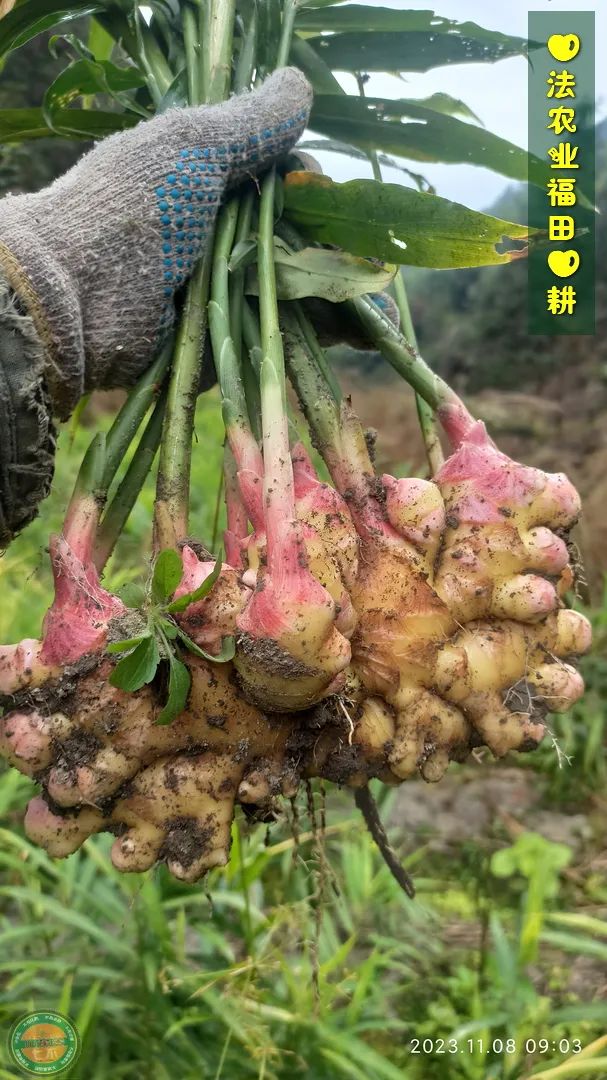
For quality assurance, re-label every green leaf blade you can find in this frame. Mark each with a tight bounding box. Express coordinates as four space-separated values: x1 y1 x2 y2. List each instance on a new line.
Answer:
299 0 350 10
284 172 534 270
109 635 160 693
296 5 538 49
246 244 396 302
152 549 184 604
43 58 145 131
0 107 137 143
156 657 191 726
290 35 344 95
309 95 552 190
412 92 483 126
106 634 149 655
160 618 179 640
118 583 146 609
176 628 236 664
166 556 223 614
303 28 537 73
0 0 101 60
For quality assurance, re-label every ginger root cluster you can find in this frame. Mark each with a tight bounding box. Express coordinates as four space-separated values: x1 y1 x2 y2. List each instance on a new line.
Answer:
0 399 590 882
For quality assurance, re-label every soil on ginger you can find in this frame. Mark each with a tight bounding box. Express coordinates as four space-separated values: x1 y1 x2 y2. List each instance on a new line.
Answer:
236 632 319 681
159 815 217 869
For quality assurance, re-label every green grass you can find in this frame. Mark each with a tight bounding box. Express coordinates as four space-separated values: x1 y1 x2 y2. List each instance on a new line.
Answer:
0 393 606 1080
0 772 605 1080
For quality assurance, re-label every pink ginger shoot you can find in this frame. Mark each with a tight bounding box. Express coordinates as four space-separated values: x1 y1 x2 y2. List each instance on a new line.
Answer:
0 482 125 694
233 369 350 711
173 545 248 652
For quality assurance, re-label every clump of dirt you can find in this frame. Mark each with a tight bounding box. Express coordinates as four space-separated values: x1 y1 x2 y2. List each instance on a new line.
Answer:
51 728 102 769
235 632 318 696
160 816 217 868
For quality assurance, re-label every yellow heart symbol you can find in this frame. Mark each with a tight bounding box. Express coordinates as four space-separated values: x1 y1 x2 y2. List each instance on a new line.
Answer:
548 250 580 278
548 34 580 63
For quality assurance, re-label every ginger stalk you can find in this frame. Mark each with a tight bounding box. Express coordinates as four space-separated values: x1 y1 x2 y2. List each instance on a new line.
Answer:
209 198 351 712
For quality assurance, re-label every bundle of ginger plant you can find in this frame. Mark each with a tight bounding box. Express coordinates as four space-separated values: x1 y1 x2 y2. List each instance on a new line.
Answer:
0 0 593 888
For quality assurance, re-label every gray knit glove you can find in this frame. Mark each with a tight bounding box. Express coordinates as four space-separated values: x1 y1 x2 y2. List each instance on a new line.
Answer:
0 67 311 418
0 67 312 547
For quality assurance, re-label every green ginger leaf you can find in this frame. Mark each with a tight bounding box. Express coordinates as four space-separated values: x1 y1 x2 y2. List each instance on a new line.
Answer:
246 244 396 302
43 58 146 131
411 92 483 126
296 5 536 46
87 17 115 63
156 655 191 726
152 549 184 604
290 35 344 95
309 95 552 190
0 0 101 60
284 172 535 270
301 22 537 73
176 627 236 664
118 583 146 609
0 107 136 142
166 556 223 614
109 635 160 693
299 0 350 9
106 634 149 655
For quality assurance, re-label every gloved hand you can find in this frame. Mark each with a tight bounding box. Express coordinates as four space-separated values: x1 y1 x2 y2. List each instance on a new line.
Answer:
0 67 312 546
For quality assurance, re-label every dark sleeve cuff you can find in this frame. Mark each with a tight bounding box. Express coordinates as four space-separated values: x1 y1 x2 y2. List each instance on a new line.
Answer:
0 272 56 547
